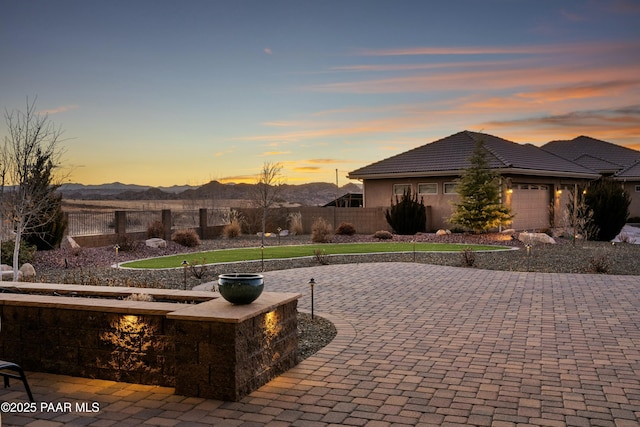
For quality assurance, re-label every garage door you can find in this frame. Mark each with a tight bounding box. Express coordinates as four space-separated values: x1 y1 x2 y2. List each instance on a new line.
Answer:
510 184 550 230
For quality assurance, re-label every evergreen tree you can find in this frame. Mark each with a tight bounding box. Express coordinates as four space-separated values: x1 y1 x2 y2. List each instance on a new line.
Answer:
449 140 512 233
385 189 427 235
584 178 630 241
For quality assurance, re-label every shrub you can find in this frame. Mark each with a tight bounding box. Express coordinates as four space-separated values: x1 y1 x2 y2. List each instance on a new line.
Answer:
588 255 611 274
1 240 36 265
373 230 393 240
335 222 356 236
288 212 303 235
23 192 67 250
172 229 201 247
147 220 166 239
584 178 630 241
223 219 242 239
628 216 640 223
311 217 333 243
313 249 330 265
117 235 141 252
385 190 427 235
460 248 476 267
124 293 154 302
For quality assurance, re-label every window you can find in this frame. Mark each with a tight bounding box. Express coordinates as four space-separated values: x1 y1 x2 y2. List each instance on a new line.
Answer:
443 182 458 194
636 185 640 192
418 183 437 195
393 184 411 195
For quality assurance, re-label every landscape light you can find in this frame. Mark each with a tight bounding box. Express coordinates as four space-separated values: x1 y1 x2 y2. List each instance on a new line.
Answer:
182 260 188 290
308 278 316 319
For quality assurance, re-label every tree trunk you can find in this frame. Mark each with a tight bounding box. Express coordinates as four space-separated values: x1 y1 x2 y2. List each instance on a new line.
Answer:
12 221 22 282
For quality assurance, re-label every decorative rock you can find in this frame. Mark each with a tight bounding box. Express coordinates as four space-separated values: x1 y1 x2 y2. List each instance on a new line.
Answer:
146 238 168 248
60 236 81 250
518 232 556 245
279 229 289 237
501 228 516 236
436 229 451 236
1 264 11 271
19 263 36 280
1 270 22 281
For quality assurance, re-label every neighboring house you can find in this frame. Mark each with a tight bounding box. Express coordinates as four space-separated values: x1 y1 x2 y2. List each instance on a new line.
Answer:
542 136 640 219
323 192 363 207
348 131 600 231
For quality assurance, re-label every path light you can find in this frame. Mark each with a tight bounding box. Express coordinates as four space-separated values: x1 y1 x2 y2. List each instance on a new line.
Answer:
114 244 120 268
182 260 188 290
308 278 316 319
412 239 416 262
277 227 282 245
261 245 264 272
526 244 532 271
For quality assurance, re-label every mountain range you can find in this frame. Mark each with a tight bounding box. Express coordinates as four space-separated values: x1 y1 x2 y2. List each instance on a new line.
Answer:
59 181 363 206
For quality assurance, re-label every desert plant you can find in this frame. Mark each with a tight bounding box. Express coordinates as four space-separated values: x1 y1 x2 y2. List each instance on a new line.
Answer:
373 230 393 240
124 293 155 302
566 184 599 243
288 211 303 235
117 235 141 252
584 178 630 241
385 189 427 235
172 229 201 247
189 258 209 279
588 255 611 274
313 248 330 265
311 217 333 243
460 248 476 267
146 220 166 239
223 219 242 239
335 222 356 236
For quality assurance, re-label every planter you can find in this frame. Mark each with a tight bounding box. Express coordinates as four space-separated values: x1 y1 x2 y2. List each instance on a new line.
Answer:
218 273 264 304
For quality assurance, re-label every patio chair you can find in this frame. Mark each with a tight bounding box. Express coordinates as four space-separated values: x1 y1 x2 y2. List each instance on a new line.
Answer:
0 360 34 402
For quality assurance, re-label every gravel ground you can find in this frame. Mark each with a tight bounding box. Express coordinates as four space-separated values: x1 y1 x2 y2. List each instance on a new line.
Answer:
24 230 640 361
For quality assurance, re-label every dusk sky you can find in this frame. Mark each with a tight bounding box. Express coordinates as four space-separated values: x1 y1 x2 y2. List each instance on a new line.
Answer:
2 0 639 187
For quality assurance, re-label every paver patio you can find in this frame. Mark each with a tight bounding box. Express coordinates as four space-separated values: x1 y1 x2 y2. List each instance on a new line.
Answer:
1 262 639 426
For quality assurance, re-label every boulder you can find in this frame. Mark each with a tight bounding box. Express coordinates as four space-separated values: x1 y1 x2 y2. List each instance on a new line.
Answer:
1 269 22 281
518 232 556 245
19 263 36 280
145 238 167 249
1 264 11 271
60 236 81 250
279 229 289 237
435 229 451 236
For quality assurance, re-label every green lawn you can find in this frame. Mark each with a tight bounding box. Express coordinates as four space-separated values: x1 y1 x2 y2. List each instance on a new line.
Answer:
121 242 508 269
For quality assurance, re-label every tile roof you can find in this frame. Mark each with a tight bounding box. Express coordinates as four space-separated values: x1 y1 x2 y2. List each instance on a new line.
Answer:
348 131 598 179
542 136 640 174
616 160 640 179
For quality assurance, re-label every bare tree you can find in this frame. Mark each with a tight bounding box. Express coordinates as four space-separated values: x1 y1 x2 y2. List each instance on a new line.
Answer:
250 162 284 246
1 98 66 281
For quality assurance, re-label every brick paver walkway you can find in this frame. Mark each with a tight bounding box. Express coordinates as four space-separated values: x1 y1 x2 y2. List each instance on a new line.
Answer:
1 263 639 426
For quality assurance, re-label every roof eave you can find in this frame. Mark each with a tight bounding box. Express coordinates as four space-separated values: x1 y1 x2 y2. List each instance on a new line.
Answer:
349 168 600 180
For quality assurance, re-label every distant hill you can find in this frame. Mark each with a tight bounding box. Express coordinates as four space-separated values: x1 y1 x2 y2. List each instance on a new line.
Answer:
59 181 362 206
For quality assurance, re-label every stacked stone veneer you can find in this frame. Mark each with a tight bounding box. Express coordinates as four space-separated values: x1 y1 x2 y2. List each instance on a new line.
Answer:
0 284 299 401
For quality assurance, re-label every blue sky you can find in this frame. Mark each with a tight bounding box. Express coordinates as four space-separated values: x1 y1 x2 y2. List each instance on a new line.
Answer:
1 0 639 186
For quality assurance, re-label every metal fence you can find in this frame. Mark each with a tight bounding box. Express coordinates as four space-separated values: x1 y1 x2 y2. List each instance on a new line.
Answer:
66 212 116 236
66 208 231 237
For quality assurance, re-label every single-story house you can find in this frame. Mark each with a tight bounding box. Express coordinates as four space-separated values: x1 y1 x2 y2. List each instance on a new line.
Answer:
542 136 640 219
348 130 602 231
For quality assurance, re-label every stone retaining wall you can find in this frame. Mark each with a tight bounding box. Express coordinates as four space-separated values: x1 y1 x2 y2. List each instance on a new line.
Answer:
0 284 300 401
